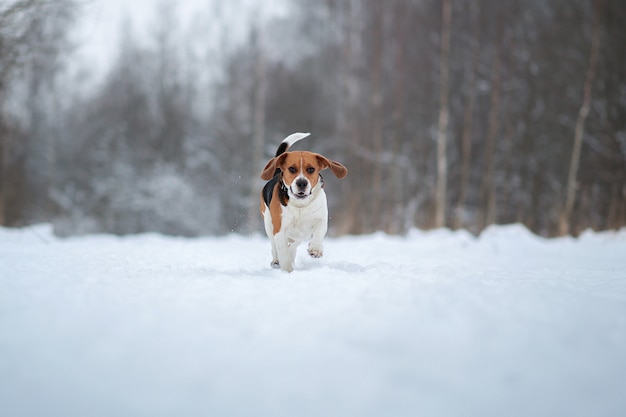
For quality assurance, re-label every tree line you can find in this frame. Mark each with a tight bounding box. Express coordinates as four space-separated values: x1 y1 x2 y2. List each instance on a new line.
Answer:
1 0 624 237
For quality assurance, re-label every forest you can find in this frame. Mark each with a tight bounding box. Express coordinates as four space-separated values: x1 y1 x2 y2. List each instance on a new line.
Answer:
0 0 624 237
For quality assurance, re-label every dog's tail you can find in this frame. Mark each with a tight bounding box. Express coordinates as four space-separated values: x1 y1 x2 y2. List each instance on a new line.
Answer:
274 132 311 157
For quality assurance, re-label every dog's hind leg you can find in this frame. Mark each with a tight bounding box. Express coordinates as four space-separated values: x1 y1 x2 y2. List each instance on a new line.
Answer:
263 209 281 269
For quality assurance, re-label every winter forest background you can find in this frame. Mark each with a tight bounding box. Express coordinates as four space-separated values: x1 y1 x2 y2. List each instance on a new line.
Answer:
0 0 624 238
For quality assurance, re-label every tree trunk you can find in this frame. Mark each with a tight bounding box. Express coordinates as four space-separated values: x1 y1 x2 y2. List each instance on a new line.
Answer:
337 0 362 234
479 27 503 230
387 0 407 234
559 0 602 236
0 110 6 226
246 27 267 233
434 0 451 229
454 1 480 230
369 1 384 233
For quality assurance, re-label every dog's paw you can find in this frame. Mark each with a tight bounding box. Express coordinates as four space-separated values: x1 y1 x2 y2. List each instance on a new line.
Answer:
308 247 323 258
271 260 280 269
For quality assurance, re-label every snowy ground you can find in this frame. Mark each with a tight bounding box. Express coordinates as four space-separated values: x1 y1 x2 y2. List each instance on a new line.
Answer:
1 224 625 417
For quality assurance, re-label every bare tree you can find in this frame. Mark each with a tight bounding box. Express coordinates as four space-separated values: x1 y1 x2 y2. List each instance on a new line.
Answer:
479 21 504 230
367 0 385 233
454 1 480 230
247 25 268 233
559 0 602 236
0 0 74 226
0 0 39 225
336 0 364 234
434 0 452 228
387 0 408 234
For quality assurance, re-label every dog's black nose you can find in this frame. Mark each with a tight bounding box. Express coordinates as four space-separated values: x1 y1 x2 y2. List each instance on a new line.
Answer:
296 178 308 189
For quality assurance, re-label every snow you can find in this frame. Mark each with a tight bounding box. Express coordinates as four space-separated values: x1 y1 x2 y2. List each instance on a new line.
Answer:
1 224 625 417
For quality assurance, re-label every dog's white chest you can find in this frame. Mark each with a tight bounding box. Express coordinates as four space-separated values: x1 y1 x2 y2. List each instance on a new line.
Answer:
281 191 328 240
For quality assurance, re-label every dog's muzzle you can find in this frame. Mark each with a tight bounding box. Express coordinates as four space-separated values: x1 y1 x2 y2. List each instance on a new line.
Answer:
292 178 310 199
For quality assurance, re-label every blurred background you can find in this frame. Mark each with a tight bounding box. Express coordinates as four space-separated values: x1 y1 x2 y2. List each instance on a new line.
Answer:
0 0 624 237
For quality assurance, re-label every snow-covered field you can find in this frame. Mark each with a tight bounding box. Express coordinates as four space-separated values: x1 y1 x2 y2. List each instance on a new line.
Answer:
1 224 625 417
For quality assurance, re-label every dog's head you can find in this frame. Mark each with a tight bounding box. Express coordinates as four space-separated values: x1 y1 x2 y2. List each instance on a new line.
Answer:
261 151 348 200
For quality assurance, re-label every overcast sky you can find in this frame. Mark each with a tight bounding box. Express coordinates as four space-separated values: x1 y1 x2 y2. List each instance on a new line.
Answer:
69 0 287 86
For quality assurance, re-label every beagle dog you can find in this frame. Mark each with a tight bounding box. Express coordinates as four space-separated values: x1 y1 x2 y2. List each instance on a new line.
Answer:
260 133 348 272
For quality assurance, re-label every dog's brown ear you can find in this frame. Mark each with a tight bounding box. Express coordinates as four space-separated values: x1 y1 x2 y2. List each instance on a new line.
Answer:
316 154 348 179
260 154 289 180
260 157 277 180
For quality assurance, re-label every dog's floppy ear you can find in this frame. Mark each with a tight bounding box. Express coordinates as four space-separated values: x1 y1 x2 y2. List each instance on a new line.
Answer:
260 154 288 180
260 158 277 180
315 154 348 179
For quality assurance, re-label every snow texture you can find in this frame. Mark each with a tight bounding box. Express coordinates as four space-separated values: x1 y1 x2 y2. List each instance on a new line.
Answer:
1 224 626 417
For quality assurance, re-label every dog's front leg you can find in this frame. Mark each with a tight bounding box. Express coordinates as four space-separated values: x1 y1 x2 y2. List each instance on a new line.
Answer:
274 232 294 272
308 218 327 258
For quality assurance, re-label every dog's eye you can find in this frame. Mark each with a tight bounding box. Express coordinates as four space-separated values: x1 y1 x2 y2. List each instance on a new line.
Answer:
288 167 297 174
306 167 315 174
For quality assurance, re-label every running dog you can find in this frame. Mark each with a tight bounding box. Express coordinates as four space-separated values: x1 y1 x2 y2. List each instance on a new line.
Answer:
260 133 348 272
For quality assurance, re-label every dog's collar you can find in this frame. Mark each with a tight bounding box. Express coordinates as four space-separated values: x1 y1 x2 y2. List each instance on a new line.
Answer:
279 178 289 206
